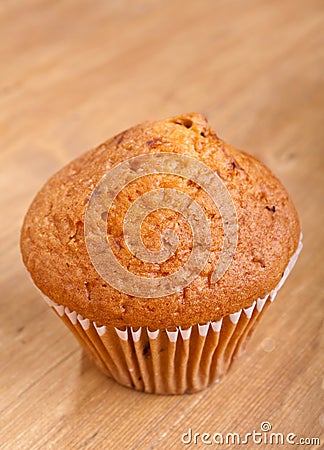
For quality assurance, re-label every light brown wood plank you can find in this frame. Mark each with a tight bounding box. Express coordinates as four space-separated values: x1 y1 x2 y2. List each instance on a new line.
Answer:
0 0 323 449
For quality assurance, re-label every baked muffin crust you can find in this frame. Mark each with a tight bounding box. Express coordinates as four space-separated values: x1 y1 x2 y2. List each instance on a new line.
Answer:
20 113 300 328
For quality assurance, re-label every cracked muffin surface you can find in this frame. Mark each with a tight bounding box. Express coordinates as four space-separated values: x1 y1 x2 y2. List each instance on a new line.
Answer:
20 113 300 328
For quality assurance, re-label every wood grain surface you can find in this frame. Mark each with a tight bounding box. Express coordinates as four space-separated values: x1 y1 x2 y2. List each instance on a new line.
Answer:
0 1 323 449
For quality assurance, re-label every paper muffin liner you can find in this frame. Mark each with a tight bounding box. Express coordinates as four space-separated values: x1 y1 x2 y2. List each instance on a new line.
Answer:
39 235 302 394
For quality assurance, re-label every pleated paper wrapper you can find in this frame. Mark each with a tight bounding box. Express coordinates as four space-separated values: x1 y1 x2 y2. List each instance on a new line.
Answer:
40 236 302 395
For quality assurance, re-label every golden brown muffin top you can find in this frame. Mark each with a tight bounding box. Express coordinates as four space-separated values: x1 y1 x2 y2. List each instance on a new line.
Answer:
20 113 300 328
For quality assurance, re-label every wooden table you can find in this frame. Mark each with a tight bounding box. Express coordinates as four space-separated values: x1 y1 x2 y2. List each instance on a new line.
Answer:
0 1 323 449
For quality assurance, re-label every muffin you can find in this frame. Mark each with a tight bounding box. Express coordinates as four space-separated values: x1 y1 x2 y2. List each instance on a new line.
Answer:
20 113 302 394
